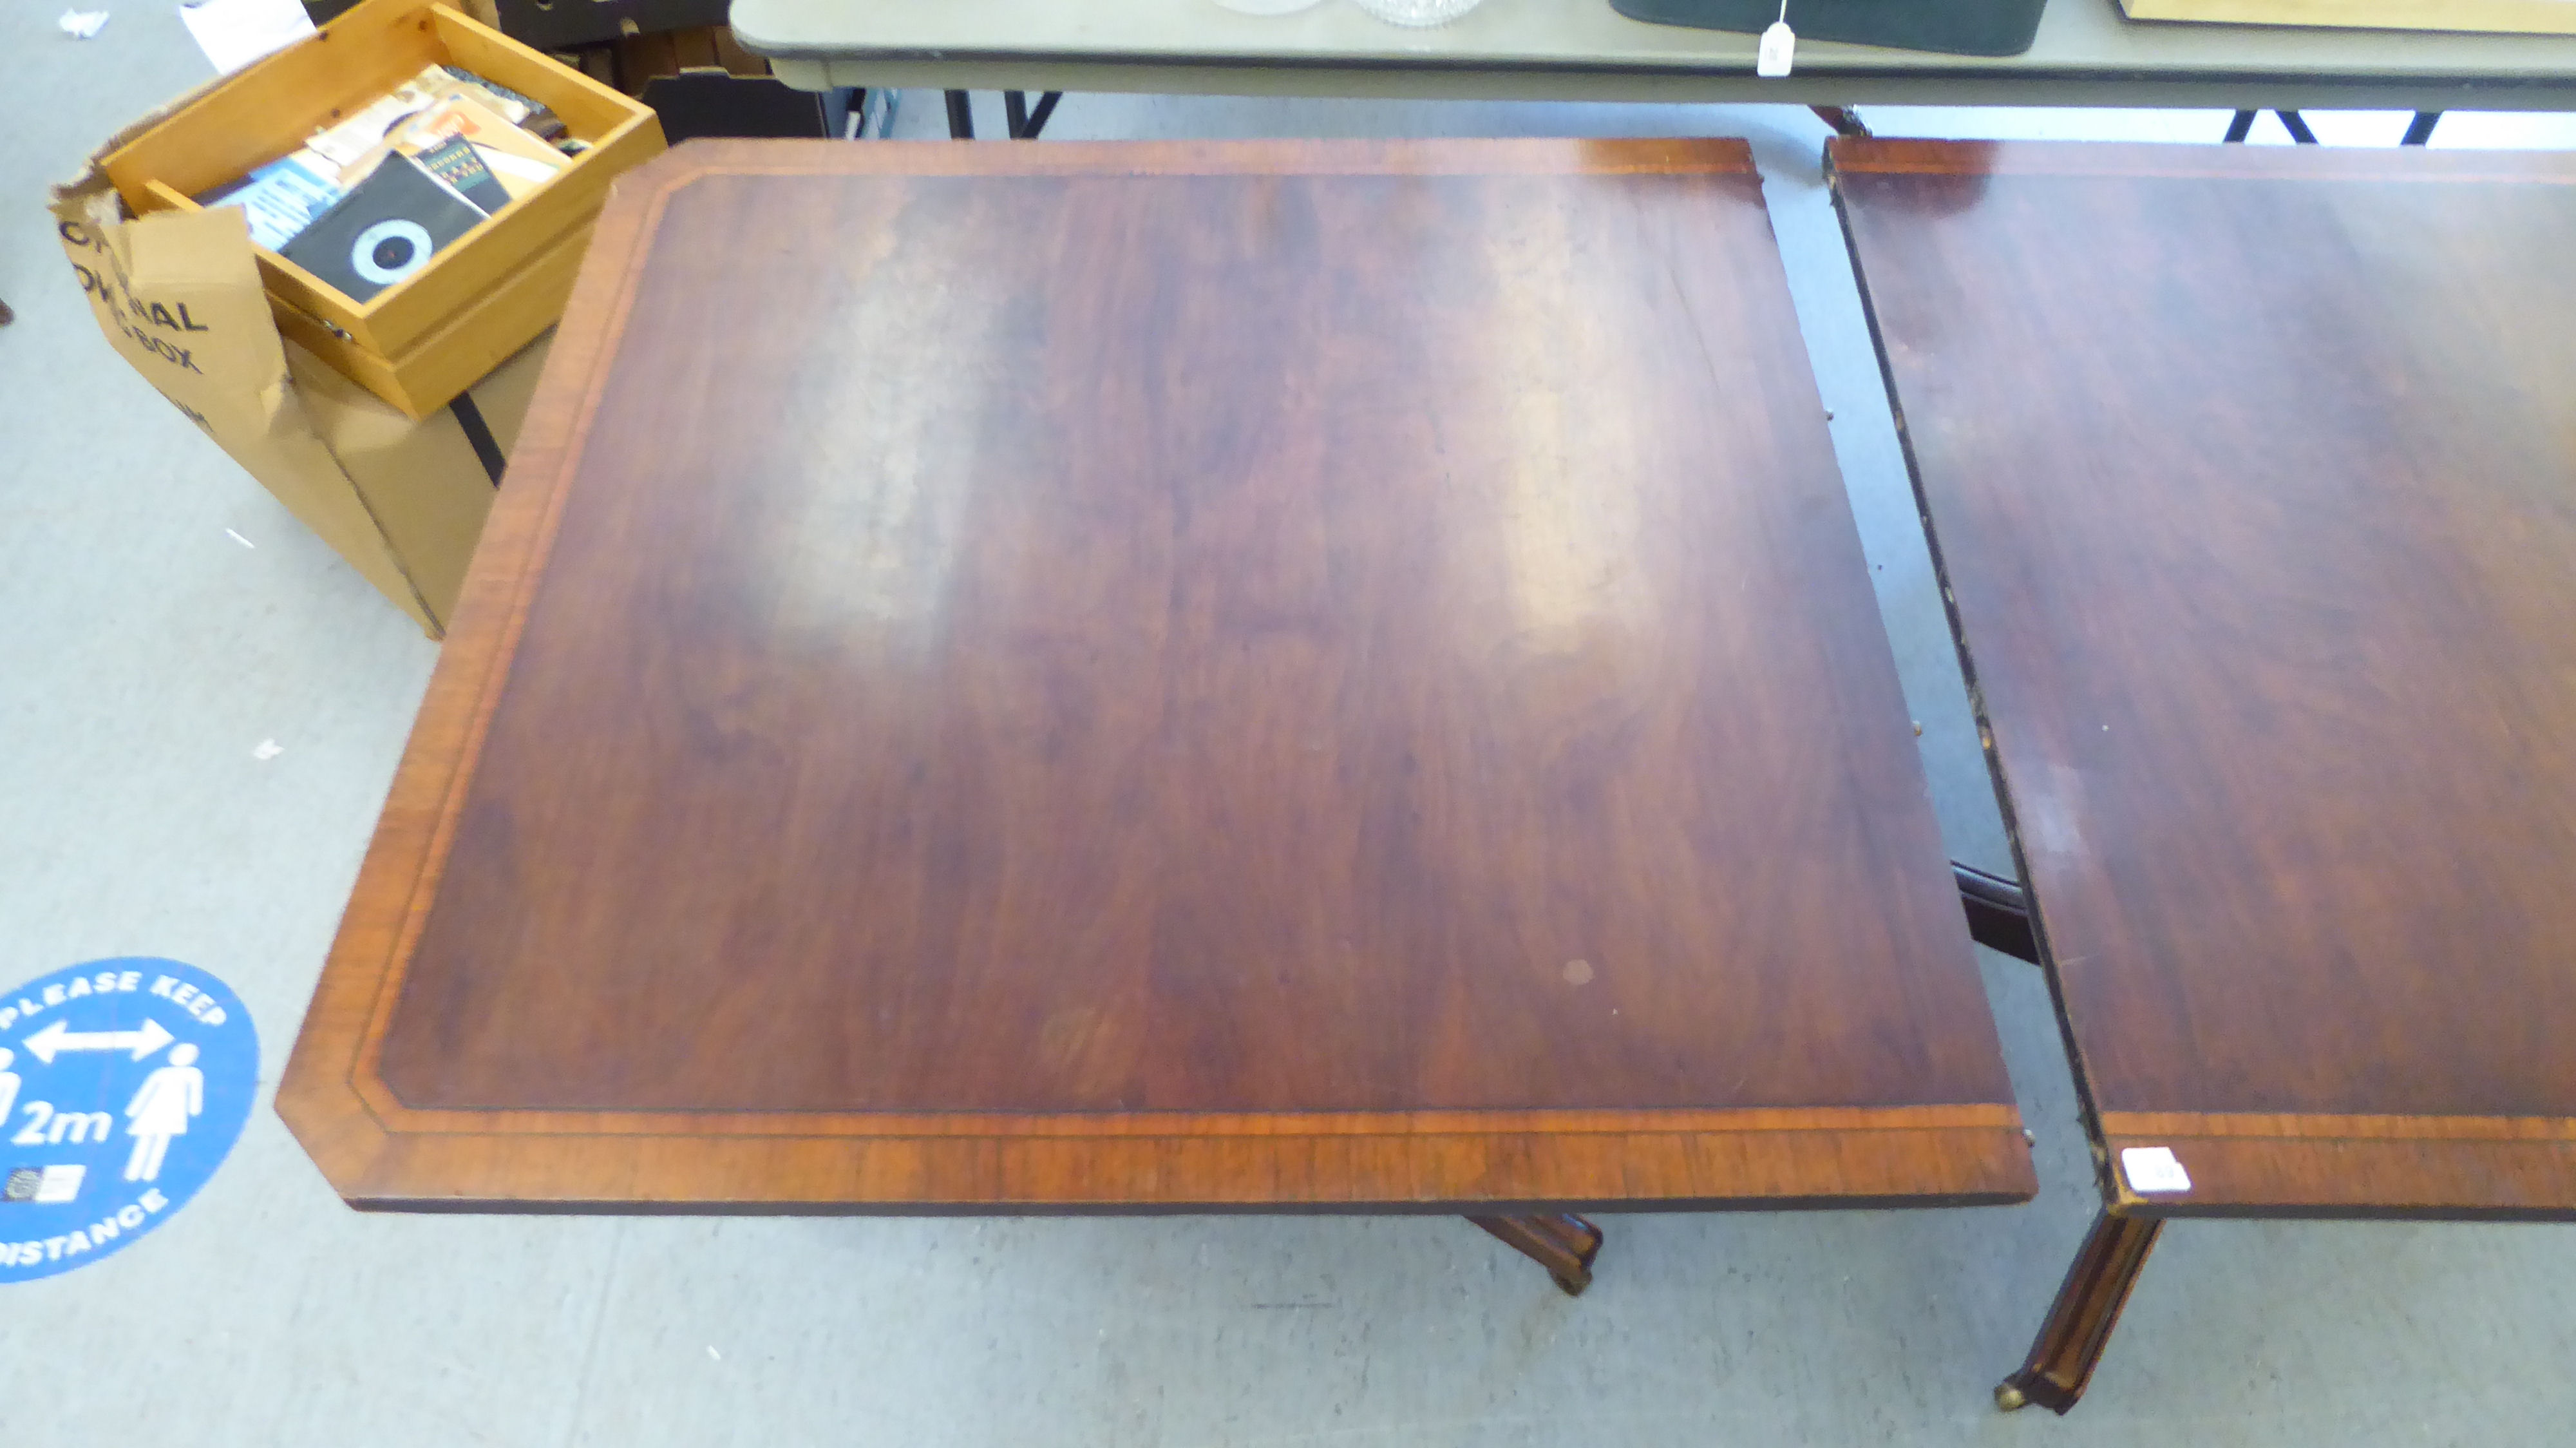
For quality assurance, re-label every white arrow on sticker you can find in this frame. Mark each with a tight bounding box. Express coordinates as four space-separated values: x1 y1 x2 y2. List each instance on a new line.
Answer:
22 1016 175 1065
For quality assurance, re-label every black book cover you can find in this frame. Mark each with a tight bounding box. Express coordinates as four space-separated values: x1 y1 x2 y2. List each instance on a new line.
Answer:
281 152 486 303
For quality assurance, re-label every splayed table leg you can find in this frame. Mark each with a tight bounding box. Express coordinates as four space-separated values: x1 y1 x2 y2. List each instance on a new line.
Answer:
1468 1213 1604 1296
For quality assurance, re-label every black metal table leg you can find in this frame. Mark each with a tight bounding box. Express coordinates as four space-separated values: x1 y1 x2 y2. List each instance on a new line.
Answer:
2225 110 2318 145
2402 111 2442 146
1003 91 1064 140
945 90 974 140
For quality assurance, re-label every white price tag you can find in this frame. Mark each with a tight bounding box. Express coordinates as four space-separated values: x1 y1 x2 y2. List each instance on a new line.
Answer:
1756 21 1795 79
2121 1145 2192 1194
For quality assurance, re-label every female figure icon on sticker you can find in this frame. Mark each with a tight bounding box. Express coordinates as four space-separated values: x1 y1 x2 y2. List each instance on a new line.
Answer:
123 1043 203 1183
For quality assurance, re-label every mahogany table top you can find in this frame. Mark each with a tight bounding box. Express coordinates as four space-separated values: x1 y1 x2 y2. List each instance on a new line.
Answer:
1835 138 2576 1218
280 138 2031 1212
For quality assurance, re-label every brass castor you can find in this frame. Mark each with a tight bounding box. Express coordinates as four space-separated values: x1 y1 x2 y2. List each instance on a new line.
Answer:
1994 1382 2029 1412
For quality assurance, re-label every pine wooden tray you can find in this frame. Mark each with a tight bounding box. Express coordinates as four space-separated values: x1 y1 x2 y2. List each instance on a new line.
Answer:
97 0 664 417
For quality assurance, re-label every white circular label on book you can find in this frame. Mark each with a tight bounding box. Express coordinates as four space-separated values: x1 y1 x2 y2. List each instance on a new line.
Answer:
351 218 435 286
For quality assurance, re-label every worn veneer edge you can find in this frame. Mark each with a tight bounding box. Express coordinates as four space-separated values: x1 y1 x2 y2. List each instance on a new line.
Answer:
278 153 694 1183
344 166 688 1103
2103 1110 2576 1143
347 1103 2021 1139
1828 136 2576 184
2105 1129 2576 1220
586 135 1761 178
326 1123 2039 1211
1824 138 2123 1203
2107 1114 2576 1217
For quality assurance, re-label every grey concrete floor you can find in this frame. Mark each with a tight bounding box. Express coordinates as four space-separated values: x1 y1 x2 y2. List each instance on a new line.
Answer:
5 8 2573 1445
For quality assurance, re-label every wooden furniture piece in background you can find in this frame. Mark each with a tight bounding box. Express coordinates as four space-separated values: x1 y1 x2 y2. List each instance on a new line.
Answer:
585 26 854 142
493 0 725 52
595 22 775 87
278 138 2033 1294
1833 137 2576 1411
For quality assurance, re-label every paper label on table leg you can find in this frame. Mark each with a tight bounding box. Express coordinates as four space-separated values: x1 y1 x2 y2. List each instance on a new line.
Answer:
2121 1145 2192 1193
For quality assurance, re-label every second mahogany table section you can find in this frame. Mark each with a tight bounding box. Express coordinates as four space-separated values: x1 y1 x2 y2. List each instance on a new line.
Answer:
279 140 2032 1281
1833 137 2576 1411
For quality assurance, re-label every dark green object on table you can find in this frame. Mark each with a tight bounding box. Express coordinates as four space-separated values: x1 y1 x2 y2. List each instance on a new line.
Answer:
1612 0 2050 57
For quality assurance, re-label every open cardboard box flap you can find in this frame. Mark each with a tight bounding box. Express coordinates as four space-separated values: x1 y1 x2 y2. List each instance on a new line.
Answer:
50 164 544 638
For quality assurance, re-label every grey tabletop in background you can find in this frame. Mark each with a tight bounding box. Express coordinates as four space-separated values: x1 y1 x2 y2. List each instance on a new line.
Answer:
732 0 2576 110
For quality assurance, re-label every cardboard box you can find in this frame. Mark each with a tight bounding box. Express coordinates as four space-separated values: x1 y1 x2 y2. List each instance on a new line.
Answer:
51 191 545 638
85 0 659 419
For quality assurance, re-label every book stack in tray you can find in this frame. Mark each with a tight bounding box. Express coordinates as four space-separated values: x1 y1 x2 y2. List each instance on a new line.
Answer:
198 65 585 302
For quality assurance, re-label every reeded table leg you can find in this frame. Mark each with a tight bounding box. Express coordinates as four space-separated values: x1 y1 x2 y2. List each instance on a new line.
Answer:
1469 1214 1602 1296
1468 1213 1604 1296
1810 105 1871 138
1996 1208 2164 1414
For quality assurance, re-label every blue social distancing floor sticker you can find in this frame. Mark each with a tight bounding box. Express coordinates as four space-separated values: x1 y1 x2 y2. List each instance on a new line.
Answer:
0 958 256 1282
